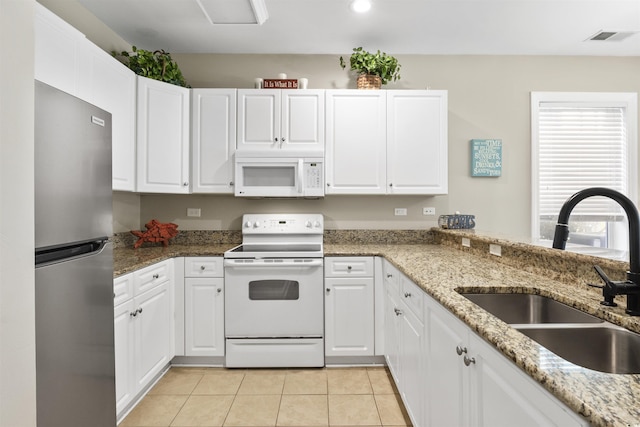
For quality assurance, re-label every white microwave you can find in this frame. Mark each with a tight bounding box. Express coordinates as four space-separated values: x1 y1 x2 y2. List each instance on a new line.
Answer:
234 157 324 198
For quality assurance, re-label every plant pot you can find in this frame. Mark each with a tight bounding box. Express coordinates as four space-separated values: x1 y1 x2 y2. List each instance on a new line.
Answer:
357 74 382 90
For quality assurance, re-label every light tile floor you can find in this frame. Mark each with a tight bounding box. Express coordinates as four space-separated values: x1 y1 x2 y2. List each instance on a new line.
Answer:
119 366 412 427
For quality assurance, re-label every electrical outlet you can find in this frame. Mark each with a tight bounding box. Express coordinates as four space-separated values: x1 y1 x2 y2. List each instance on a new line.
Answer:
490 244 502 256
462 237 471 248
394 208 408 216
423 207 436 216
187 208 201 217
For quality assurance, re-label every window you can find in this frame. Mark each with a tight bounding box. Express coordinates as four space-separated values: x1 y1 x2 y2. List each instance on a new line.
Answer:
531 92 637 252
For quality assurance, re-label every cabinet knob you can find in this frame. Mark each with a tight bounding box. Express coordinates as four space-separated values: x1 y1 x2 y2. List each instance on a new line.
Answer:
130 311 137 318
282 137 286 142
326 183 330 187
326 288 331 293
456 346 467 356
274 137 279 142
404 292 412 298
183 182 189 186
389 183 393 187
386 273 393 278
153 274 159 279
229 181 234 186
217 288 222 294
200 265 206 270
347 265 352 270
463 355 476 366
394 307 403 316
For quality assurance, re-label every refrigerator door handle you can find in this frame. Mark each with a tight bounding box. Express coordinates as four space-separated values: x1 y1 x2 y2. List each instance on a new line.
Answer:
35 238 108 267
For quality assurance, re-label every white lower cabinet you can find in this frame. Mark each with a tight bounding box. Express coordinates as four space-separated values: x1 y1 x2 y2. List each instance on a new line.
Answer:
384 264 425 426
184 257 225 356
324 257 375 357
381 258 587 427
424 295 588 427
113 260 174 419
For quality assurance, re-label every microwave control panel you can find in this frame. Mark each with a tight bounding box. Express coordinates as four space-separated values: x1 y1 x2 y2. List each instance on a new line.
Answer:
305 162 323 189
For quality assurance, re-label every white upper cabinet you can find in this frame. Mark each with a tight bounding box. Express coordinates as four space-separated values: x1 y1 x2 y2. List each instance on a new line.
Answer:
34 3 84 97
325 90 387 194
326 90 448 196
136 76 191 193
237 89 324 153
191 89 237 193
35 4 137 191
387 90 448 195
78 42 137 192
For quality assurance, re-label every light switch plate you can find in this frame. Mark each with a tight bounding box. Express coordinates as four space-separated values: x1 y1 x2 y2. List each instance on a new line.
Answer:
394 208 408 216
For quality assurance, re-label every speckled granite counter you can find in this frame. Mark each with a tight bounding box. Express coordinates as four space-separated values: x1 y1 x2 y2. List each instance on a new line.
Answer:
114 232 640 426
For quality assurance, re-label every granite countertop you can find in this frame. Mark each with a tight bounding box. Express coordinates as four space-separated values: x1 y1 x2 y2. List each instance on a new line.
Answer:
114 239 640 426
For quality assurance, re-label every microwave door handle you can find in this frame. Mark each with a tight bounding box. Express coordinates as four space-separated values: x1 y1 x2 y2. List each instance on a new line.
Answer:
297 159 303 194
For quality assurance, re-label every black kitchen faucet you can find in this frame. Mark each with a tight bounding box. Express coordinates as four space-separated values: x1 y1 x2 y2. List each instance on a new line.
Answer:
552 187 640 315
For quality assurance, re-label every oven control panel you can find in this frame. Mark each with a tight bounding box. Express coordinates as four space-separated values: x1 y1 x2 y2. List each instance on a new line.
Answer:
242 214 324 234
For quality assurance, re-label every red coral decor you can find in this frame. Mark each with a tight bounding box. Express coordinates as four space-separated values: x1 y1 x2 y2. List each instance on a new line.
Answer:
131 219 179 249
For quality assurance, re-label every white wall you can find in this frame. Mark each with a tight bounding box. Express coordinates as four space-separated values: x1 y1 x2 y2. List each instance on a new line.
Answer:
0 0 36 425
37 2 640 240
141 54 640 239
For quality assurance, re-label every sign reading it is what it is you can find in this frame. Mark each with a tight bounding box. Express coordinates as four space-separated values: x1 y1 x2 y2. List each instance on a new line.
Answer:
470 139 502 177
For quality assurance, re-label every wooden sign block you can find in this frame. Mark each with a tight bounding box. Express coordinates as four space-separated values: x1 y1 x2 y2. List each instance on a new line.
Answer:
263 79 299 89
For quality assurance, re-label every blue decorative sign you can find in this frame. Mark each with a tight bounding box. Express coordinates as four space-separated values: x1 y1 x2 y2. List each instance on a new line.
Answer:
471 139 502 177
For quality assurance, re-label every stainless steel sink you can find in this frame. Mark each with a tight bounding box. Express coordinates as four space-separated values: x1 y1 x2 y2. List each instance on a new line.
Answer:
462 293 603 324
518 326 640 374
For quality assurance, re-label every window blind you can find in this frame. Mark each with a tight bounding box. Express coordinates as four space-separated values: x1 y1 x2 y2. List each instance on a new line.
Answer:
538 105 628 218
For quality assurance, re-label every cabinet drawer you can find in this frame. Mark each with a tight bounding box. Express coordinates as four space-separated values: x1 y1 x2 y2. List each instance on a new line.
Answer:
400 275 424 320
113 273 133 306
184 257 223 278
134 260 172 295
383 260 400 294
325 257 374 277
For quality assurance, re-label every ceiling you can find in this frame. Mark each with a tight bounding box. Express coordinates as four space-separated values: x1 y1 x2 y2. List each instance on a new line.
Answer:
75 0 640 56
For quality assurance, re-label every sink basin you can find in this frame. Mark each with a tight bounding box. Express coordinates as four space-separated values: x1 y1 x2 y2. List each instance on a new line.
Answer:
462 293 603 324
519 326 640 374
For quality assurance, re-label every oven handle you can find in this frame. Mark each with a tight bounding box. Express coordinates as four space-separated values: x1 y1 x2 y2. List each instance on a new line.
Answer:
224 258 323 268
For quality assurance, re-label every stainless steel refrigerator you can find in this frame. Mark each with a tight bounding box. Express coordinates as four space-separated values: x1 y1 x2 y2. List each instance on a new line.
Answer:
34 81 116 426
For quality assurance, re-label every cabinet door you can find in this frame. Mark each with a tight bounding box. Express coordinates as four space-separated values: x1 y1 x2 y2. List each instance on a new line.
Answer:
281 90 324 151
191 89 237 193
34 3 83 97
78 42 137 191
398 305 425 427
114 300 135 415
468 333 587 427
384 289 402 385
136 76 190 193
324 277 374 356
325 90 387 194
134 282 172 390
237 89 280 151
425 298 469 427
185 278 225 356
387 91 448 195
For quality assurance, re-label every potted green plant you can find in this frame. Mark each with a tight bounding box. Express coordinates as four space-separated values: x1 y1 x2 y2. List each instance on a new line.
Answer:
112 46 189 87
339 47 401 89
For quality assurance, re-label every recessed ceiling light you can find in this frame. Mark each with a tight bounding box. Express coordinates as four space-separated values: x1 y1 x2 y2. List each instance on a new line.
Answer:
350 0 372 13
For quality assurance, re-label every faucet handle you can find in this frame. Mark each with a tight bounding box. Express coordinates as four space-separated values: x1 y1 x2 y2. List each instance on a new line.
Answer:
593 265 618 307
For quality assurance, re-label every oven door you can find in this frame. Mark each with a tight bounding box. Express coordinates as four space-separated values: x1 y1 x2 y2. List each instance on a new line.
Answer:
224 258 324 337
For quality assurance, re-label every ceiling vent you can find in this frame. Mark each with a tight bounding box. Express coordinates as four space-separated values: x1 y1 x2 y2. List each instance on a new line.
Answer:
586 30 638 42
196 0 269 25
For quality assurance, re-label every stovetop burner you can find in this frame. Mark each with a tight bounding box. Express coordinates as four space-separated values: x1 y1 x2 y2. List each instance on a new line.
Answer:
224 214 324 259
